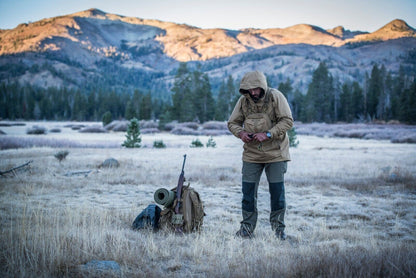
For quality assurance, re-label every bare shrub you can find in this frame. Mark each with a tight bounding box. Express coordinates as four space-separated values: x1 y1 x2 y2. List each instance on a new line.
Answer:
105 120 129 132
49 127 61 133
334 130 367 139
153 140 166 148
200 129 231 136
170 127 200 135
79 125 108 133
26 125 47 135
141 128 160 134
54 150 69 162
67 124 86 130
176 122 200 130
140 120 159 129
0 122 25 127
202 121 227 130
391 134 416 144
296 122 416 143
162 121 178 131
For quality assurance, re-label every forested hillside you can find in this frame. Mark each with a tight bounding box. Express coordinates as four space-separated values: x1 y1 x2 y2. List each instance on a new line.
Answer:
1 61 415 124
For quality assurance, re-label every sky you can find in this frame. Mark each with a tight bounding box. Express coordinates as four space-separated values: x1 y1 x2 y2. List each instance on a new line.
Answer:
0 0 415 32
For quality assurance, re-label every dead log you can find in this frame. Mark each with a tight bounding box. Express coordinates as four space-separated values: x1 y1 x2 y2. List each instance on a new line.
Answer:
0 160 33 176
64 170 94 177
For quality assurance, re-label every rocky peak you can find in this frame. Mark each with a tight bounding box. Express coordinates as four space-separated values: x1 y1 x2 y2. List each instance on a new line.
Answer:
326 26 367 39
345 19 416 43
377 19 415 33
71 8 107 19
327 26 345 37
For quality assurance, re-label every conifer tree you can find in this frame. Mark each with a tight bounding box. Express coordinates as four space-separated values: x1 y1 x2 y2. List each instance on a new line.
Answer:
215 80 228 120
193 72 215 122
102 111 113 126
226 75 238 114
367 64 382 119
171 63 193 121
305 62 334 122
139 92 152 120
122 118 142 148
339 83 352 122
288 127 299 147
125 100 136 120
351 81 364 120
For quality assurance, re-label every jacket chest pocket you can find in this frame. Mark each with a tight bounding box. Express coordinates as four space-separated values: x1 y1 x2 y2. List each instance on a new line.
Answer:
244 113 272 134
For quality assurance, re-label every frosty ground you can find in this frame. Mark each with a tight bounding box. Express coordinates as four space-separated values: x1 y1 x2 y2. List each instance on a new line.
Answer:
0 122 415 277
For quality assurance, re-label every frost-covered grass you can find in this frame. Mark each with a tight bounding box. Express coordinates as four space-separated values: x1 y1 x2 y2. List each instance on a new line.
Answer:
0 122 415 277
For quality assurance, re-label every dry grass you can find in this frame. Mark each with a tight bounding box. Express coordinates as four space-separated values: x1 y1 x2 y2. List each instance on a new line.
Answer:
0 124 415 277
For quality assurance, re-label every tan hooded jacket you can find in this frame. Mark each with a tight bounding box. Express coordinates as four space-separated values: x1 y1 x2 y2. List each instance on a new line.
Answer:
227 71 293 163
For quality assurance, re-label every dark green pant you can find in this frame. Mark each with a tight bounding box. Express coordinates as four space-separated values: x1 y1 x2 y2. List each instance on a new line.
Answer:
241 161 287 233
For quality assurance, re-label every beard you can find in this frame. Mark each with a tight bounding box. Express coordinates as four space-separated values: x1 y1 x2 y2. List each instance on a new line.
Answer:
249 89 264 102
250 94 260 102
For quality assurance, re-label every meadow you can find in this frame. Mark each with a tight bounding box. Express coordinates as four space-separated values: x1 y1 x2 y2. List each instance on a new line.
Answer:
0 122 415 277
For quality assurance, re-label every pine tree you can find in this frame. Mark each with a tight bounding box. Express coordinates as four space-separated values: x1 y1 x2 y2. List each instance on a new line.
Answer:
399 79 416 124
293 89 305 121
122 118 142 148
391 66 405 120
215 80 228 120
215 75 237 121
339 82 352 122
367 64 382 119
102 111 113 126
305 62 334 122
139 92 152 120
171 63 193 121
288 127 299 148
226 75 238 114
351 81 364 120
125 100 136 120
278 78 295 118
193 72 215 123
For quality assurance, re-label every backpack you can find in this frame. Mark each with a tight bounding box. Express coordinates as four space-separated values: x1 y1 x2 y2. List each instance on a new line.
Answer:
159 185 205 233
132 204 161 231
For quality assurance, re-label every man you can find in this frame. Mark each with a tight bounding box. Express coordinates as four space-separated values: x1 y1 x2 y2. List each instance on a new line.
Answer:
227 71 293 239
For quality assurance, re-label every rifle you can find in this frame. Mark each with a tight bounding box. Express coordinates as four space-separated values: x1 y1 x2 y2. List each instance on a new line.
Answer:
171 154 187 231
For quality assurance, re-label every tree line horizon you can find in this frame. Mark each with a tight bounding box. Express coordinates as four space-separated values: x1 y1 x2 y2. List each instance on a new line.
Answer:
1 62 415 125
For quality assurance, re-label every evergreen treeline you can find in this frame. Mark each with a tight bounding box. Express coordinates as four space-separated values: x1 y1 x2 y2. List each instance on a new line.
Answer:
1 62 415 124
282 63 416 124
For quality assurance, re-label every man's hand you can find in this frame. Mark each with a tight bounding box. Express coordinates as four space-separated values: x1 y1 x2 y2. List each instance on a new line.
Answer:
239 131 253 143
253 132 269 142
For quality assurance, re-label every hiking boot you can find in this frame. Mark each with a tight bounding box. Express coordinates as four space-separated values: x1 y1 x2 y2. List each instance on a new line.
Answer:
275 230 286 240
235 228 253 239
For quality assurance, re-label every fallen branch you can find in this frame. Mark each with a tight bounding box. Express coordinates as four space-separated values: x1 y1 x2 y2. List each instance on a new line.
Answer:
0 160 33 176
64 170 94 177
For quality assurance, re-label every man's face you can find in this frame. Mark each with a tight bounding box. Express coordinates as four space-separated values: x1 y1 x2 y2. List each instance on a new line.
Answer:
248 88 262 102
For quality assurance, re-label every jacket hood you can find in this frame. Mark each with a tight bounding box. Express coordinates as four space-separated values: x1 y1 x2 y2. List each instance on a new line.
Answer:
239 71 268 96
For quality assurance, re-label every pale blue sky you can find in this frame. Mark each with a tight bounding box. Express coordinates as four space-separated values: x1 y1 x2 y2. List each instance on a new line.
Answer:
0 0 415 32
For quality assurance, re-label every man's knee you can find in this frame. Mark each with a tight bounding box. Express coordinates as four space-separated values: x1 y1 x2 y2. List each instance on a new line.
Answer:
265 161 287 183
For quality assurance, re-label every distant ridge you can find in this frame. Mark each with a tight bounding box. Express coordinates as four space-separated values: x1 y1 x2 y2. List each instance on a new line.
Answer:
0 9 414 61
0 8 414 95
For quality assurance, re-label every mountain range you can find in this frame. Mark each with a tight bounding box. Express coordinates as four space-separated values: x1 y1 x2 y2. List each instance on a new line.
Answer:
0 8 415 96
